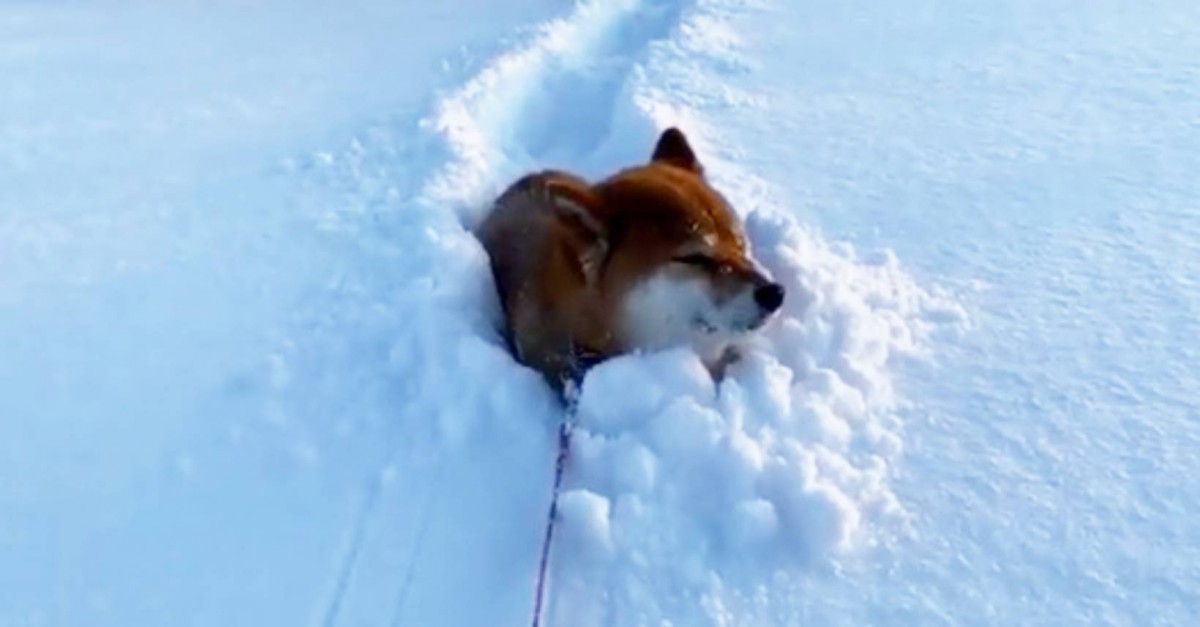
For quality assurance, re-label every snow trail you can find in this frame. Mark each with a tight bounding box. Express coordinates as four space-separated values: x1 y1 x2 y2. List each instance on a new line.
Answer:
386 473 441 627
318 469 387 627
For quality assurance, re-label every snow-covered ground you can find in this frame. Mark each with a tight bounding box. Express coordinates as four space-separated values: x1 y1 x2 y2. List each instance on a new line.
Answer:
3 0 1198 625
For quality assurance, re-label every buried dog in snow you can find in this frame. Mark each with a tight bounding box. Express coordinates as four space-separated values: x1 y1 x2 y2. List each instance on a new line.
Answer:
478 127 784 391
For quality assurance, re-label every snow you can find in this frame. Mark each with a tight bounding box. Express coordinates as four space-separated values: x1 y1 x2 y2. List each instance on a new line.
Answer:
3 0 1199 626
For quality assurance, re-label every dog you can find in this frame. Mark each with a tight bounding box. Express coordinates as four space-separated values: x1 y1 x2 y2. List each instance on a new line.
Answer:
477 127 784 390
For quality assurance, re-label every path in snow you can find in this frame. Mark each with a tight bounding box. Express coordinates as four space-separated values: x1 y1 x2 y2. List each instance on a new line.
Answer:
306 1 703 624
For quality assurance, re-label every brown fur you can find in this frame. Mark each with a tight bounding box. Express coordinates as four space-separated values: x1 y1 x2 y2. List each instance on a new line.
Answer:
477 128 774 389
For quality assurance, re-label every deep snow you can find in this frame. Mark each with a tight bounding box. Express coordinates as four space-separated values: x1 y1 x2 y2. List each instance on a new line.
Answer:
3 0 1199 626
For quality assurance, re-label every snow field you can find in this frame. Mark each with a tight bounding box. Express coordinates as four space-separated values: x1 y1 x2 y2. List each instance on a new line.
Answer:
6 0 1200 622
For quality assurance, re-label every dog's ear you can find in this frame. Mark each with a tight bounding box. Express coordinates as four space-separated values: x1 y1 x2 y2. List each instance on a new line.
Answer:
651 127 703 174
545 179 608 285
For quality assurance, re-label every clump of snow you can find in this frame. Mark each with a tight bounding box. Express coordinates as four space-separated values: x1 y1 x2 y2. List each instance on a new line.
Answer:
551 192 963 576
543 207 964 623
558 489 616 560
576 349 717 434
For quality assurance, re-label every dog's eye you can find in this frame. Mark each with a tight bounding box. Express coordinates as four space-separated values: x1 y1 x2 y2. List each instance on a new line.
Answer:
674 253 715 268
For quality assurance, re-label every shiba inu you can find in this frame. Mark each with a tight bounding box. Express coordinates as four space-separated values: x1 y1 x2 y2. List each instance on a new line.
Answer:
478 127 784 389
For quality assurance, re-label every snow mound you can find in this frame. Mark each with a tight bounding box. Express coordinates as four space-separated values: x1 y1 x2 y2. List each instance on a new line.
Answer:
546 196 964 623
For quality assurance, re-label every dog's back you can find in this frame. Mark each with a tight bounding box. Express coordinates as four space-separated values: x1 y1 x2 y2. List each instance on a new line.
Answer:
477 170 613 385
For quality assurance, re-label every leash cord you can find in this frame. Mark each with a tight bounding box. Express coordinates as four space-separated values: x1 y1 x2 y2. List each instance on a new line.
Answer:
531 373 583 627
530 419 572 627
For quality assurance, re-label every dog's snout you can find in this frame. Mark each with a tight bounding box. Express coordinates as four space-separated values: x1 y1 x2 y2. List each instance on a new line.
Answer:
753 283 785 312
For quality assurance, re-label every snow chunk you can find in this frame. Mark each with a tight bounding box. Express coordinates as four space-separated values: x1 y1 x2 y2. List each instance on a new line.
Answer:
577 348 715 433
645 396 723 461
727 498 780 548
558 489 615 561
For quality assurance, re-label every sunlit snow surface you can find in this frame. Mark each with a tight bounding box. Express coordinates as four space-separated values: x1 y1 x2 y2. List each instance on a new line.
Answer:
2 0 1198 625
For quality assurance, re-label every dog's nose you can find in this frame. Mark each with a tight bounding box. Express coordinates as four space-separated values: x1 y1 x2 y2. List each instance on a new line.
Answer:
754 283 785 312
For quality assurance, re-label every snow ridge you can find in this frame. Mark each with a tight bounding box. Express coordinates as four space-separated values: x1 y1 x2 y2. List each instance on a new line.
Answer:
422 0 686 221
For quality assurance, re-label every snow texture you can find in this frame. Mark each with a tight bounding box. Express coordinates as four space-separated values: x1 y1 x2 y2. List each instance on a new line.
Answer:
3 0 1198 625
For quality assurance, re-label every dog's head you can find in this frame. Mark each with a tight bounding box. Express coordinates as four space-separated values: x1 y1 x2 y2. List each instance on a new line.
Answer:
548 128 784 362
